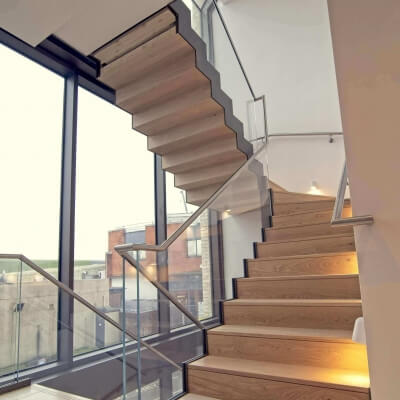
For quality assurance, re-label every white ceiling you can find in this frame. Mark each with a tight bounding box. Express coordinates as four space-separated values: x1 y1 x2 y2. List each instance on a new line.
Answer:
0 0 171 55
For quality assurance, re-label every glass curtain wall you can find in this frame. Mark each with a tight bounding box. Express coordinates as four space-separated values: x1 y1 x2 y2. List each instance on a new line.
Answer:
74 87 157 355
0 44 64 377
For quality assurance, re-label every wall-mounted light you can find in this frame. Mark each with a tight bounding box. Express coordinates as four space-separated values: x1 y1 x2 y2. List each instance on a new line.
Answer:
308 181 323 195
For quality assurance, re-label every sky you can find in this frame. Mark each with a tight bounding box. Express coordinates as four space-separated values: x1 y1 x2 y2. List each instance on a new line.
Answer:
0 43 195 261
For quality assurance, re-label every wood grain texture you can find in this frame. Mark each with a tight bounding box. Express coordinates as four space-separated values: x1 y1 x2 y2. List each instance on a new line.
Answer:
273 191 334 204
147 111 230 155
209 325 355 342
162 136 243 173
175 159 245 190
94 8 176 65
116 52 208 113
264 222 354 241
247 252 358 277
236 274 361 299
188 369 369 400
273 200 349 216
207 330 368 371
223 299 362 329
256 234 356 258
100 27 190 89
132 84 221 135
272 206 353 227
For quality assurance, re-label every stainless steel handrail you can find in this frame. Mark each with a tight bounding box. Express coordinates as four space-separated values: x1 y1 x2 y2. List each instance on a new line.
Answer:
331 163 374 226
268 132 343 139
115 142 269 331
0 254 181 370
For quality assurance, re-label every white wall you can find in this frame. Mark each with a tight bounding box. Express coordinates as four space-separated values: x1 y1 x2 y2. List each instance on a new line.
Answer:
328 1 400 398
222 210 263 299
214 0 344 195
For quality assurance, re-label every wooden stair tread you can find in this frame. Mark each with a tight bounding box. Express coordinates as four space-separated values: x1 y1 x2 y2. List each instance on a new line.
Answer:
238 273 359 282
209 325 354 343
266 221 351 231
225 299 361 307
273 205 351 219
93 8 176 66
247 251 356 263
258 233 354 245
189 356 370 393
273 191 335 203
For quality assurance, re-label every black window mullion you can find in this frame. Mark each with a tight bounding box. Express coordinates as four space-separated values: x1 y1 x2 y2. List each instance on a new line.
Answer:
58 72 79 366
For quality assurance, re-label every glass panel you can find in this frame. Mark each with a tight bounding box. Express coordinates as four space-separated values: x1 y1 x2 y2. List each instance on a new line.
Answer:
0 44 63 381
74 87 157 355
0 259 22 381
122 265 202 400
2 257 132 399
183 0 263 144
119 144 269 397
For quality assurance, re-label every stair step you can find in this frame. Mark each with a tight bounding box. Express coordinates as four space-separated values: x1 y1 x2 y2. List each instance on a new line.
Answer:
247 252 358 277
264 222 353 241
117 52 208 113
175 159 244 191
100 27 189 89
273 200 350 216
147 111 230 155
256 234 355 258
207 325 368 371
188 356 369 399
236 274 360 299
162 136 244 174
273 191 334 204
94 8 176 66
223 299 362 330
133 84 221 135
272 207 353 227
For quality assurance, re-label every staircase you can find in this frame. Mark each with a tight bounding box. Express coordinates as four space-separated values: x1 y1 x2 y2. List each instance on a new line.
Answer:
181 190 370 400
92 1 253 206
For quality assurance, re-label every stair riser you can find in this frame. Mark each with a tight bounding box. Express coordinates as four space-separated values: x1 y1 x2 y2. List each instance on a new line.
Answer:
274 201 337 216
272 207 352 227
247 254 358 277
163 147 243 174
223 304 362 330
148 124 230 156
256 236 355 258
188 369 369 400
273 192 334 204
265 224 353 241
236 276 361 299
207 334 368 371
133 97 220 135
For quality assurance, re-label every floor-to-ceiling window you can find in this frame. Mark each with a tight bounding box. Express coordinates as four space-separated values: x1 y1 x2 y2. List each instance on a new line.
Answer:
0 44 64 376
73 87 157 355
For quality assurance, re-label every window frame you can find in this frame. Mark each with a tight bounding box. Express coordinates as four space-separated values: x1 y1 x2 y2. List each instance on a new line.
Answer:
0 26 225 391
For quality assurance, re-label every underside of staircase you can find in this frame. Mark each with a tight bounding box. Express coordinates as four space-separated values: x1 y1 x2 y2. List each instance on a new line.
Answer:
92 0 253 206
181 190 370 400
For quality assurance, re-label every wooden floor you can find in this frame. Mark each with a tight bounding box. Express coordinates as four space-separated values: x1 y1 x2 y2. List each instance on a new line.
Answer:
0 384 89 400
185 191 370 400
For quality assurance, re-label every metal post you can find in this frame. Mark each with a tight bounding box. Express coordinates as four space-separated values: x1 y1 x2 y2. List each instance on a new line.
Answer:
154 155 173 399
58 72 78 365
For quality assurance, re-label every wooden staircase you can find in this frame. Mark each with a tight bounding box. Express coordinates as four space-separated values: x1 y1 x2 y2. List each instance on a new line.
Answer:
182 191 370 400
92 1 254 206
